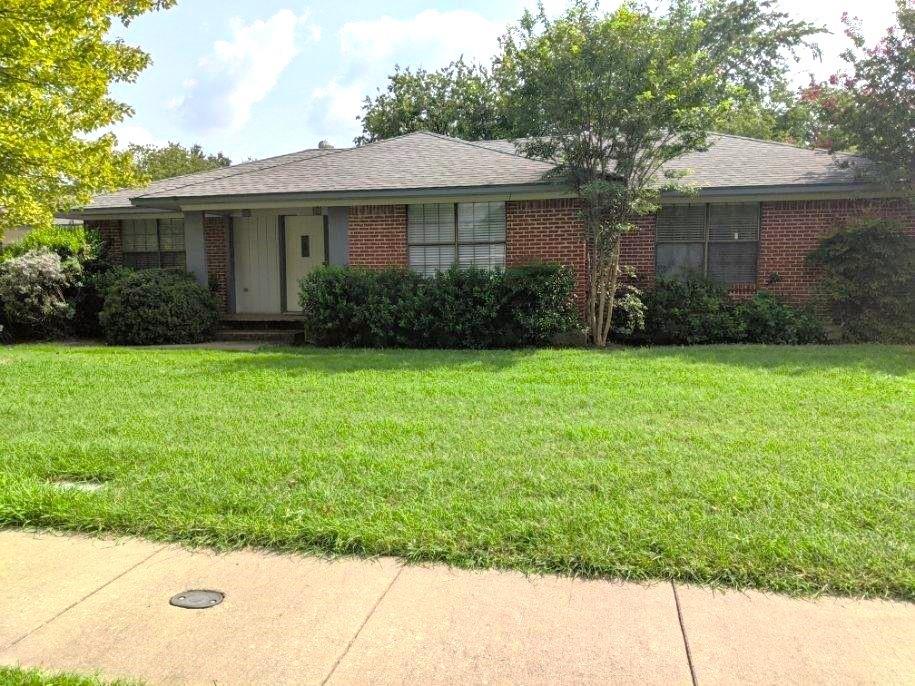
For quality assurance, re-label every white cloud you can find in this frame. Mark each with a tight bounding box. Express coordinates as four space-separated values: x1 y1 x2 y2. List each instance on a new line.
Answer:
177 8 320 133
309 80 366 144
339 10 503 68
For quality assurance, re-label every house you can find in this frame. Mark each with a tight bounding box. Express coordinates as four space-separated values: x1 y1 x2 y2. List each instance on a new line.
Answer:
66 132 914 318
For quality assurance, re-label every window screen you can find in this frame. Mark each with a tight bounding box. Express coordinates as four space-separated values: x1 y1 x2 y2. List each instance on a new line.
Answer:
122 218 186 270
408 202 505 274
655 203 759 285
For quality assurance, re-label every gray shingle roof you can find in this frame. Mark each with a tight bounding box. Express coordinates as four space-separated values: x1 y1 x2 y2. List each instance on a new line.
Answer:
134 132 556 202
474 134 866 188
82 148 335 211
79 131 871 213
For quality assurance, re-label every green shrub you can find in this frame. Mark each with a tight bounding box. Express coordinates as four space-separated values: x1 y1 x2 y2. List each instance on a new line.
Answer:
0 249 82 340
734 292 826 344
1 225 95 261
299 264 578 348
618 276 825 345
806 217 915 342
638 276 742 345
99 269 219 345
71 264 133 339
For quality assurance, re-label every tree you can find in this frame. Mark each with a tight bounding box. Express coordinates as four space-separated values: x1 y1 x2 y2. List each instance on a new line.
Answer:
359 1 822 146
830 1 915 187
0 1 174 237
502 2 739 346
718 82 850 149
356 58 513 144
129 142 232 181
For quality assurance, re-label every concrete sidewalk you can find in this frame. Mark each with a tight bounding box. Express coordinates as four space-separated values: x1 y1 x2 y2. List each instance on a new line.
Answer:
1 530 912 685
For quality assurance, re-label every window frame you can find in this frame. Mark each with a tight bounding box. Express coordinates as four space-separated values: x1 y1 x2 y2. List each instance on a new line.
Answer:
407 202 506 275
654 202 760 286
122 218 186 270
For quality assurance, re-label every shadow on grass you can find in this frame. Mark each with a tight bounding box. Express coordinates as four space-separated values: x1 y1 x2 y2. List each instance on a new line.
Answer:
207 345 537 376
623 344 915 377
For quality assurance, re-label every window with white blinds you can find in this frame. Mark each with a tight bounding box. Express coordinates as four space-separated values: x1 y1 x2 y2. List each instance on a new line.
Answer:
655 203 759 285
122 218 186 270
408 202 505 275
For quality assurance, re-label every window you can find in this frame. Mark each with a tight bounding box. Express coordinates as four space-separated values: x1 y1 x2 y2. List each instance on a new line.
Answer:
408 202 506 275
122 218 186 270
655 203 759 285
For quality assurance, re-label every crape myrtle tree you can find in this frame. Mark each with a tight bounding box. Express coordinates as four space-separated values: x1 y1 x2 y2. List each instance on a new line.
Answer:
0 1 175 236
499 2 736 346
831 1 915 188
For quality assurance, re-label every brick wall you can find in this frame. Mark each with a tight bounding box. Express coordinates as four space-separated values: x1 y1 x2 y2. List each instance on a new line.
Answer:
204 214 231 312
619 214 656 287
84 220 122 264
348 205 407 268
758 198 915 304
506 199 588 311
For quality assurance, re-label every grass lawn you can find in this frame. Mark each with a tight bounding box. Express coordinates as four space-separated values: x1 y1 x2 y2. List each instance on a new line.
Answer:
0 666 139 685
0 343 912 599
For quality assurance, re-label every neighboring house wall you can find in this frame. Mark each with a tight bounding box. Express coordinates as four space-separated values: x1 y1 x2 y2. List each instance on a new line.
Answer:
348 204 408 268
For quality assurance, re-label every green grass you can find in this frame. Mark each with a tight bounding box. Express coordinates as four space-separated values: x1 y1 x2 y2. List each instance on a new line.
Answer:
0 344 912 599
0 666 140 686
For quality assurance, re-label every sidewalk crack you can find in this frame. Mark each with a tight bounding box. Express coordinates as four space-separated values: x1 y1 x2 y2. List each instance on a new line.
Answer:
320 564 404 686
2 545 165 651
671 581 699 686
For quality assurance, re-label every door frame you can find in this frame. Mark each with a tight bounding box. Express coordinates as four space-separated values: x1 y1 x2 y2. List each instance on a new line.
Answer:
229 210 330 314
278 213 330 313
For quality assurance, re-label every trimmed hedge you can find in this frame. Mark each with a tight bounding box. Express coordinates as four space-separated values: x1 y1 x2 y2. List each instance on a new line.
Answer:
617 276 826 345
99 269 219 345
299 264 580 348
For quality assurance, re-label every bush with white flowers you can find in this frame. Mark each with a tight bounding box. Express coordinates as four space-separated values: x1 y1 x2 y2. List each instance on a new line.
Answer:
0 248 81 339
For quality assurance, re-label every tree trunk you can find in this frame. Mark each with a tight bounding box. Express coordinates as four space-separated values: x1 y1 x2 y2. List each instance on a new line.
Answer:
589 237 621 348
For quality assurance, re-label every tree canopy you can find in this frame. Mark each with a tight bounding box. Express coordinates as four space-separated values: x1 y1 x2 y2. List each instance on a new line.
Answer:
356 59 513 144
129 142 232 181
0 1 174 235
357 0 823 145
830 1 915 187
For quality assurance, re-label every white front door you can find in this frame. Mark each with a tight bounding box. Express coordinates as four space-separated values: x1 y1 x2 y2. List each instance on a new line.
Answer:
284 215 325 312
233 214 281 313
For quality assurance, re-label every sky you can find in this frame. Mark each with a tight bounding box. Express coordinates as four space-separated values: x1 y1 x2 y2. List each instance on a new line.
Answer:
106 0 901 162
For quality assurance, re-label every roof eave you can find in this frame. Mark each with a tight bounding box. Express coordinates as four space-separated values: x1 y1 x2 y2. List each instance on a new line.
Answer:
129 182 571 210
661 181 891 202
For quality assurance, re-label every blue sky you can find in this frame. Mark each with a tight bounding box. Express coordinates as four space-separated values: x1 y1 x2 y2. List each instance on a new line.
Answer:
106 0 900 162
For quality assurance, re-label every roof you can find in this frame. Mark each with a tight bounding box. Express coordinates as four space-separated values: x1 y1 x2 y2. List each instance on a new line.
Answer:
475 134 867 189
77 131 872 214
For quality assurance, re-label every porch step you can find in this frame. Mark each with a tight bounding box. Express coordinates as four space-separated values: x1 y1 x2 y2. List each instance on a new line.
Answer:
215 328 300 345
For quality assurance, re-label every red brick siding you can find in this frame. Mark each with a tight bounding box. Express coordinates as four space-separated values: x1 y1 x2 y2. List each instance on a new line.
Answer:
204 214 231 312
506 199 588 311
758 198 915 304
619 215 656 287
84 220 122 264
348 204 407 267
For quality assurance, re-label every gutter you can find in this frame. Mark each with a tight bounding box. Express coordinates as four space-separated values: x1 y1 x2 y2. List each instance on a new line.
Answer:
127 182 573 211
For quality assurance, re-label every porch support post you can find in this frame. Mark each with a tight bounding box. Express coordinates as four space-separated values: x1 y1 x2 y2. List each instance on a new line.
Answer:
183 211 207 286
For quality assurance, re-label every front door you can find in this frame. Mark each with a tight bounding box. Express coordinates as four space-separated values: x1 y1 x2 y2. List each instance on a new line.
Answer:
233 214 281 313
284 215 325 312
